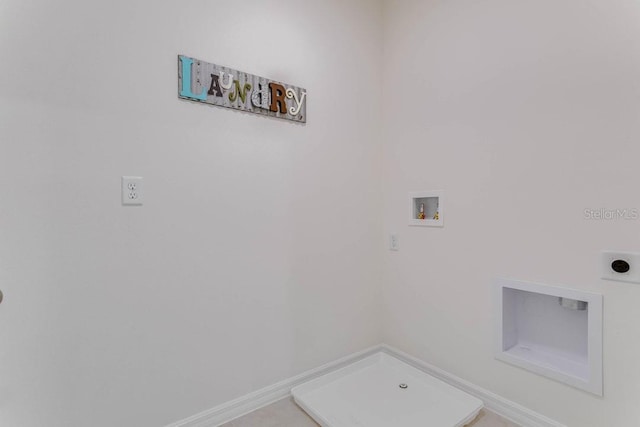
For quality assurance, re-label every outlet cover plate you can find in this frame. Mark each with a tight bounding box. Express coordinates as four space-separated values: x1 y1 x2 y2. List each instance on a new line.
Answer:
122 176 143 206
390 234 399 251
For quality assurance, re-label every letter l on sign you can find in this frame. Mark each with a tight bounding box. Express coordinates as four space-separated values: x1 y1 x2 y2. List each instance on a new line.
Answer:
179 56 207 101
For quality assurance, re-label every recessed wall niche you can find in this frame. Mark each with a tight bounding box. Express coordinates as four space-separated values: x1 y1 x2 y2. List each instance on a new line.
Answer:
494 278 603 396
409 191 443 227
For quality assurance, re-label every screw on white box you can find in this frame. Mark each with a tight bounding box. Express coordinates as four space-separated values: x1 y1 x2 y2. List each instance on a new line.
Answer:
122 176 143 206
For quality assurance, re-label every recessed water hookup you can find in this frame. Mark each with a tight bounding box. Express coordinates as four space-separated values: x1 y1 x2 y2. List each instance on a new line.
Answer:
408 191 444 227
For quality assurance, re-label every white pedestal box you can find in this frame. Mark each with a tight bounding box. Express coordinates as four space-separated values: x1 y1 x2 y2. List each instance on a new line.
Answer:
494 278 603 396
292 353 483 427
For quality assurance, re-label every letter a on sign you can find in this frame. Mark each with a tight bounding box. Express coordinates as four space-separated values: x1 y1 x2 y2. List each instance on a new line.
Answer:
208 74 223 97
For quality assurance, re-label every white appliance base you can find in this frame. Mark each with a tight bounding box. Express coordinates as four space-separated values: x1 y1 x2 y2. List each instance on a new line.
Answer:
292 352 483 427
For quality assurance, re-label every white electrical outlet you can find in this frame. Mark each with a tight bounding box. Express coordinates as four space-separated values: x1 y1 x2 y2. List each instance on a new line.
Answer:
601 251 640 284
122 176 143 206
390 234 399 251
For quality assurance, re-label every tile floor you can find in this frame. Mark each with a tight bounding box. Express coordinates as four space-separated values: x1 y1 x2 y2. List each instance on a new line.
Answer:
220 396 521 427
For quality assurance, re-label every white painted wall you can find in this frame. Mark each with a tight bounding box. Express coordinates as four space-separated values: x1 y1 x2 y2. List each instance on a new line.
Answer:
0 1 383 426
4 1 640 426
382 1 640 426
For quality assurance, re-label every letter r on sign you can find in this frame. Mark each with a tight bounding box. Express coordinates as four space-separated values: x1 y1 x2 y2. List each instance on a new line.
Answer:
269 82 288 113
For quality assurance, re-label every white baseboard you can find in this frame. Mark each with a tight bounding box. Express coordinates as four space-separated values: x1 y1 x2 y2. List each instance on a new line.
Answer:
166 343 566 427
164 345 383 427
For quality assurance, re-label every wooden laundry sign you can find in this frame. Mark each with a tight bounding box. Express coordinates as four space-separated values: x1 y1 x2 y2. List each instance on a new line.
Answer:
178 55 307 123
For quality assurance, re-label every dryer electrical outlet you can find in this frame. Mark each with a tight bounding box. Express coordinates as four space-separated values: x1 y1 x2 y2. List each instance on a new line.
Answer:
601 251 640 284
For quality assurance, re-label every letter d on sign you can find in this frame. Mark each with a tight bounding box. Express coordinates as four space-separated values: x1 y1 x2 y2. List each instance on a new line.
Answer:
179 56 207 101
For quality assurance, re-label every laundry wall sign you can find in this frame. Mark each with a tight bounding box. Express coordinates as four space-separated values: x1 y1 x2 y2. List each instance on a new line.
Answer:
178 55 307 123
